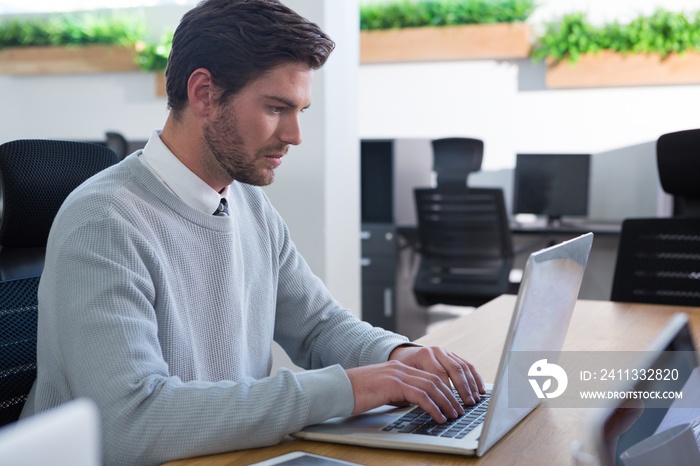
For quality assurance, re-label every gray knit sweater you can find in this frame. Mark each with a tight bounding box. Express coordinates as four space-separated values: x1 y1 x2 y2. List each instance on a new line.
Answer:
22 154 408 465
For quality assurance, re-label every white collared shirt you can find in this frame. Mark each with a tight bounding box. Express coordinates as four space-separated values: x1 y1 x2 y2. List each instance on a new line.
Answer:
138 130 228 215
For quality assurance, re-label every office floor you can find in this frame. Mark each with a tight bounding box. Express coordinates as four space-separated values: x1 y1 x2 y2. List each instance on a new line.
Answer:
271 303 474 374
394 244 479 339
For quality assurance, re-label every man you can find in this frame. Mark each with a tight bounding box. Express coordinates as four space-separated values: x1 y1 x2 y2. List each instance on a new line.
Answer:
21 1 485 465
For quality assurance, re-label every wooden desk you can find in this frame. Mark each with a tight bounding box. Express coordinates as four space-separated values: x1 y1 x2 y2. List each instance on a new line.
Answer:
163 296 700 466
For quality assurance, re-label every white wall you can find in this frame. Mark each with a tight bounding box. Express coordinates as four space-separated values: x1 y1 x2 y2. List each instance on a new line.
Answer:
359 59 700 171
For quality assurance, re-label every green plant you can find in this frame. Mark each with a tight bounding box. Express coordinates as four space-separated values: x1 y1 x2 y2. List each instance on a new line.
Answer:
0 14 144 49
360 0 536 30
0 13 173 73
532 9 700 64
136 32 172 72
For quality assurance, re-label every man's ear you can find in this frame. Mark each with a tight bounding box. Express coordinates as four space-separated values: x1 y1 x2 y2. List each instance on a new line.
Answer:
187 68 218 117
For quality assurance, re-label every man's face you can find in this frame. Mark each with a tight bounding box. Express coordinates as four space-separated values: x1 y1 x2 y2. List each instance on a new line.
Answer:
203 62 313 187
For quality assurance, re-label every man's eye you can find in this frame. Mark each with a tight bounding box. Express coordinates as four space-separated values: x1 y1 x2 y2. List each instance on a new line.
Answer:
270 106 283 114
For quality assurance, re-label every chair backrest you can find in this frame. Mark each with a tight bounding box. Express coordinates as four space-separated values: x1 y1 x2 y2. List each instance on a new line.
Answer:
104 132 129 160
431 138 484 190
656 129 700 216
413 187 513 307
610 217 700 306
0 139 118 426
0 277 40 427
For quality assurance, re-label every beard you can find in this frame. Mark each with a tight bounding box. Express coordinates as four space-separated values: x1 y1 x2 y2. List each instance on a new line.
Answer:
203 105 284 187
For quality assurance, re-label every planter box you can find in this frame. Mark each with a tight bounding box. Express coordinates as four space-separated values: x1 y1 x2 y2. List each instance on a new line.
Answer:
360 22 531 63
546 50 700 88
0 45 139 75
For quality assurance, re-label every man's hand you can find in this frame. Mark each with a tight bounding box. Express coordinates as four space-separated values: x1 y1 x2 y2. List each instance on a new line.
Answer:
389 346 485 408
345 347 485 423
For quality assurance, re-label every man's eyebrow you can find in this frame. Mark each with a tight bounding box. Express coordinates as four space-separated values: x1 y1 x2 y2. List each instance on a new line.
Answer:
264 95 311 110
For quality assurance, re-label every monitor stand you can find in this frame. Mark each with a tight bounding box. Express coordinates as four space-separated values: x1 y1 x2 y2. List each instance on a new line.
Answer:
546 216 587 228
546 216 563 228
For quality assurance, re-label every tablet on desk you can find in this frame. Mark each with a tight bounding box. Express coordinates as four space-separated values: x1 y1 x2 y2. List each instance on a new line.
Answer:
250 451 361 465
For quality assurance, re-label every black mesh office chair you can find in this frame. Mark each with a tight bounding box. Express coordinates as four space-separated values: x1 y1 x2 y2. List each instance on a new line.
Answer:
610 218 700 306
0 139 118 426
610 129 700 306
431 137 484 190
413 187 516 307
656 129 700 216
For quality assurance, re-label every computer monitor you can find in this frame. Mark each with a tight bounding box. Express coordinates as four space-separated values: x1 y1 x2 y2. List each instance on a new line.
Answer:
360 140 394 224
513 153 591 225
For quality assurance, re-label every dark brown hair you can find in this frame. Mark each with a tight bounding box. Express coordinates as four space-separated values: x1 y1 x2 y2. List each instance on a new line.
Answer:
166 0 335 115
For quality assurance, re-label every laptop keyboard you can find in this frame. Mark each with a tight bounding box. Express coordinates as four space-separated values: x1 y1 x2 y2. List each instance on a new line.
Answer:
381 390 491 439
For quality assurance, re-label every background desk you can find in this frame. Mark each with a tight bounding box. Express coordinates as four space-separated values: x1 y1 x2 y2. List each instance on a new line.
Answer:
510 222 621 302
374 223 621 339
162 296 700 466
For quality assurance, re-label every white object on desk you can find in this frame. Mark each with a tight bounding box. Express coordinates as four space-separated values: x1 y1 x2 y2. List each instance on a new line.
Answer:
250 451 361 465
0 398 100 466
620 423 700 466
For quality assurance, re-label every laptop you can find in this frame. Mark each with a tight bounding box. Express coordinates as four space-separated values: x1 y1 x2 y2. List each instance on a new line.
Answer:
293 232 594 456
590 313 700 466
0 398 100 466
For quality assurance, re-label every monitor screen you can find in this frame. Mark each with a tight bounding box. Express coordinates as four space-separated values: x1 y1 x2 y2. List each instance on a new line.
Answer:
513 153 591 222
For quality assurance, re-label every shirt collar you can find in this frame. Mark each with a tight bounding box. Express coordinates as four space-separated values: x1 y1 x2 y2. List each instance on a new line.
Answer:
139 130 228 215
